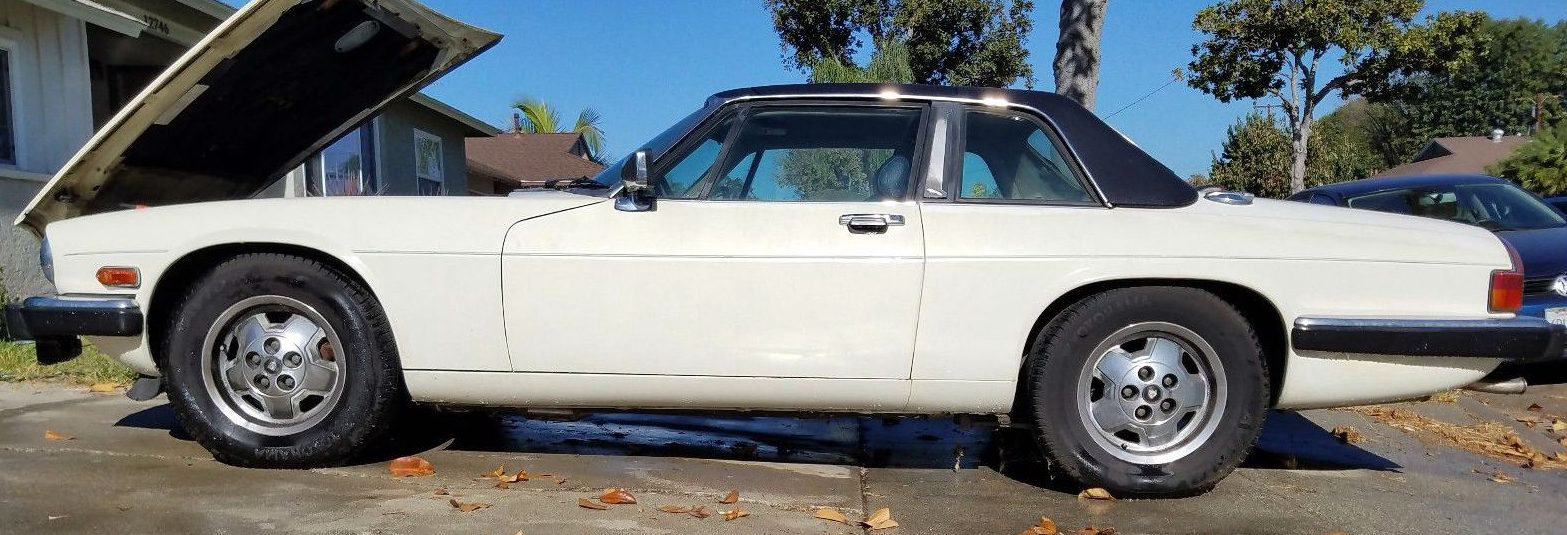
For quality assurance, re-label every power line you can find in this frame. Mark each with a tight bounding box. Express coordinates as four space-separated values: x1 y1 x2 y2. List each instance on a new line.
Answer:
1103 74 1182 120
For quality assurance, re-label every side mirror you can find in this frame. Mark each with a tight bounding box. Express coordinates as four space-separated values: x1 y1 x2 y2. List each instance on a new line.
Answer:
615 149 655 212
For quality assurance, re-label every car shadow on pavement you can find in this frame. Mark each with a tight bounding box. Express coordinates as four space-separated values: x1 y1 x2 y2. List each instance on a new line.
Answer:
110 403 1399 492
1245 410 1400 471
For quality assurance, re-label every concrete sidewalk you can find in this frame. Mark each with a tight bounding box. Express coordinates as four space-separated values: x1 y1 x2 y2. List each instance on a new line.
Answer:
1 382 1564 534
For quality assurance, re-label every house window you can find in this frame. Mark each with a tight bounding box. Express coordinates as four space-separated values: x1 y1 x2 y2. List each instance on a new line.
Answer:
305 124 377 196
413 129 444 195
0 48 15 166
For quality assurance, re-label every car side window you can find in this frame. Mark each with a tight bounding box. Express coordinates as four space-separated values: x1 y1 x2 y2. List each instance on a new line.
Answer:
708 105 924 202
654 114 735 199
1308 193 1337 205
960 110 1093 203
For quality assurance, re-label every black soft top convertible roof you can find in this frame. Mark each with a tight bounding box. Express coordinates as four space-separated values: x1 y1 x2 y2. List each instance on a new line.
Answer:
708 84 1196 209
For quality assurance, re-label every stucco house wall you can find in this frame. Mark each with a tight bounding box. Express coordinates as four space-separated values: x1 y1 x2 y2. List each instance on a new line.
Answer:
374 99 470 196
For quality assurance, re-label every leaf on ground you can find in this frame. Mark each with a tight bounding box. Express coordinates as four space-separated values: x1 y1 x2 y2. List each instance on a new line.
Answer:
432 487 448 495
1017 516 1059 535
484 465 506 479
719 489 739 504
42 430 73 441
499 470 528 483
87 383 118 393
721 509 749 521
1528 403 1544 412
576 498 607 510
1490 471 1514 483
814 508 851 524
688 506 712 519
1552 419 1566 433
1078 487 1114 500
599 488 636 504
862 507 897 530
448 498 490 513
387 456 433 477
1074 528 1116 535
1331 426 1366 445
658 505 690 513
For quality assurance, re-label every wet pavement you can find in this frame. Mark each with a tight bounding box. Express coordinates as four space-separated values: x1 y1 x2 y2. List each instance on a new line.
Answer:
2 381 1566 534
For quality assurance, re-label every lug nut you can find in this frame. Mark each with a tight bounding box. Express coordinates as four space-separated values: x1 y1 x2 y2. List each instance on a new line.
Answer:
1135 406 1152 419
264 338 280 354
1163 374 1177 387
1121 386 1138 399
1161 399 1176 412
277 375 295 391
254 375 270 388
284 352 302 367
245 352 261 366
1138 367 1153 381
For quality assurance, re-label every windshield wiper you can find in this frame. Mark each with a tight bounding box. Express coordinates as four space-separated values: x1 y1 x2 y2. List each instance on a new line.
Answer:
514 178 610 190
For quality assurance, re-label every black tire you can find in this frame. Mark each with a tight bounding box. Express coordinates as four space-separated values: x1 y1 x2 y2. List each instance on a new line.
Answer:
162 253 405 467
1022 286 1268 496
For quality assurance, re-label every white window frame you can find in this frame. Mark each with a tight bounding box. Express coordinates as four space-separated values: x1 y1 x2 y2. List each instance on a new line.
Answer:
0 28 30 170
413 128 444 195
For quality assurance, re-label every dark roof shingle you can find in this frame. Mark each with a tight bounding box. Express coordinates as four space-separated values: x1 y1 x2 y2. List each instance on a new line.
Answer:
465 133 605 185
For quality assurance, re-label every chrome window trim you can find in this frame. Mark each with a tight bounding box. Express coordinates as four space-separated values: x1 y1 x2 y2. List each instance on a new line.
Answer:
713 92 1114 208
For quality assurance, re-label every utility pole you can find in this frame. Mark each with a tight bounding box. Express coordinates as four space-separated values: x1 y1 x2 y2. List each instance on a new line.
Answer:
1252 100 1284 119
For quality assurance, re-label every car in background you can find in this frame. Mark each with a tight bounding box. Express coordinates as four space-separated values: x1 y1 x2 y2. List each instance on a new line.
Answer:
1543 195 1567 215
1288 175 1567 325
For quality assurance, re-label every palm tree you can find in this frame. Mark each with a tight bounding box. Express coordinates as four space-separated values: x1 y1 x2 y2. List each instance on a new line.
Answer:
511 97 607 164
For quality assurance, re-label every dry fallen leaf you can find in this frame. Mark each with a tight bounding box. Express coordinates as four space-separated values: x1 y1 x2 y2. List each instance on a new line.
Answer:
862 507 898 530
1014 516 1059 535
1552 420 1566 434
498 470 528 483
1528 403 1544 412
1078 487 1114 500
814 508 852 524
658 505 690 513
88 383 118 393
42 430 73 441
484 465 506 479
719 489 739 504
576 498 607 510
448 498 490 513
387 456 433 477
1490 471 1514 483
432 487 448 496
599 488 637 504
1074 528 1116 535
721 509 749 521
689 506 711 519
1331 426 1366 445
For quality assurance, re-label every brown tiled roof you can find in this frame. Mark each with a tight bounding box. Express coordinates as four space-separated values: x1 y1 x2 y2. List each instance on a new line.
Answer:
1372 136 1530 178
465 133 605 185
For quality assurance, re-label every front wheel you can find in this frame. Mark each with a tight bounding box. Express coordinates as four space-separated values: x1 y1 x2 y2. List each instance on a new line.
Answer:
163 253 405 467
1022 286 1269 496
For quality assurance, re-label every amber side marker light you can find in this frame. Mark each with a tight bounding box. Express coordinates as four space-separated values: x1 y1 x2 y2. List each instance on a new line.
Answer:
96 267 141 289
1489 242 1524 313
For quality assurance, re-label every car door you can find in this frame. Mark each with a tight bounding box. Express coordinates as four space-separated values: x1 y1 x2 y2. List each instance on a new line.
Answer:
501 102 929 381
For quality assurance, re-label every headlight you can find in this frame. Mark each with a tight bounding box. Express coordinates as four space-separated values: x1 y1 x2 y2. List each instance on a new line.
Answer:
38 237 53 284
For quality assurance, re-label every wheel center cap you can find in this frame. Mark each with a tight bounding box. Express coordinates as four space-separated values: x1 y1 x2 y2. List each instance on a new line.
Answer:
263 359 282 374
1142 385 1162 402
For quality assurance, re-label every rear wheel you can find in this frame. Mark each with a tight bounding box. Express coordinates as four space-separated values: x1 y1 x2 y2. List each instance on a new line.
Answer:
163 253 404 467
1023 286 1268 496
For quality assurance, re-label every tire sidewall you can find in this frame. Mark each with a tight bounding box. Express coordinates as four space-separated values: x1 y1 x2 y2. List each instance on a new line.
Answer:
164 256 395 465
1032 287 1267 494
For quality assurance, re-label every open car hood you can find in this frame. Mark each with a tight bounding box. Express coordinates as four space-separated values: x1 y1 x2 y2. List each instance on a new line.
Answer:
15 0 500 234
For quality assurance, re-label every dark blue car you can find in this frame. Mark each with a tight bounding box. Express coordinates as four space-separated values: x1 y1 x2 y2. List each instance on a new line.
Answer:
1288 174 1567 323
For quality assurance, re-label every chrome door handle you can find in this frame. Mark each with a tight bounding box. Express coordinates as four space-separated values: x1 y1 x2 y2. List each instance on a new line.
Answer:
839 213 905 234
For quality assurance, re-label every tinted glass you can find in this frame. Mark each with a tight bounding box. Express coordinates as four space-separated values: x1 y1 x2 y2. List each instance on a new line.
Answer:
592 107 710 189
960 111 1092 202
1346 182 1566 231
654 114 735 199
1308 193 1337 206
709 106 923 202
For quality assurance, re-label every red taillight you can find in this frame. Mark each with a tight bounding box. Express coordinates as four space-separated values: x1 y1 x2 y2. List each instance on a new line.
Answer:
1489 241 1524 313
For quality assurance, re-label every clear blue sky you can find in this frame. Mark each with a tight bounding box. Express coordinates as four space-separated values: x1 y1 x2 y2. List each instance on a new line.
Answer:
413 0 1564 178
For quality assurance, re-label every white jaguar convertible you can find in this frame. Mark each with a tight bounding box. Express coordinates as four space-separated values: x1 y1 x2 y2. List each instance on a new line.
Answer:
5 0 1562 496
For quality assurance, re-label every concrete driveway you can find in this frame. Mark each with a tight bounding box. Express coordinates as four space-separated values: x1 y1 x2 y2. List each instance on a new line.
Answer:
1 382 1565 534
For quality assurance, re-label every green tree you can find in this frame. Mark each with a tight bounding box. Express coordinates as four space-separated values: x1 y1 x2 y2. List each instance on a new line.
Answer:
764 0 1036 87
1209 111 1381 198
1490 120 1567 195
511 97 608 164
1187 0 1486 194
1053 0 1109 109
1368 18 1567 164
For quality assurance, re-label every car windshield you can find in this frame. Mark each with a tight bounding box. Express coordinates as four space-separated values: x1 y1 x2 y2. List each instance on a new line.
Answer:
1345 182 1567 231
585 106 712 193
